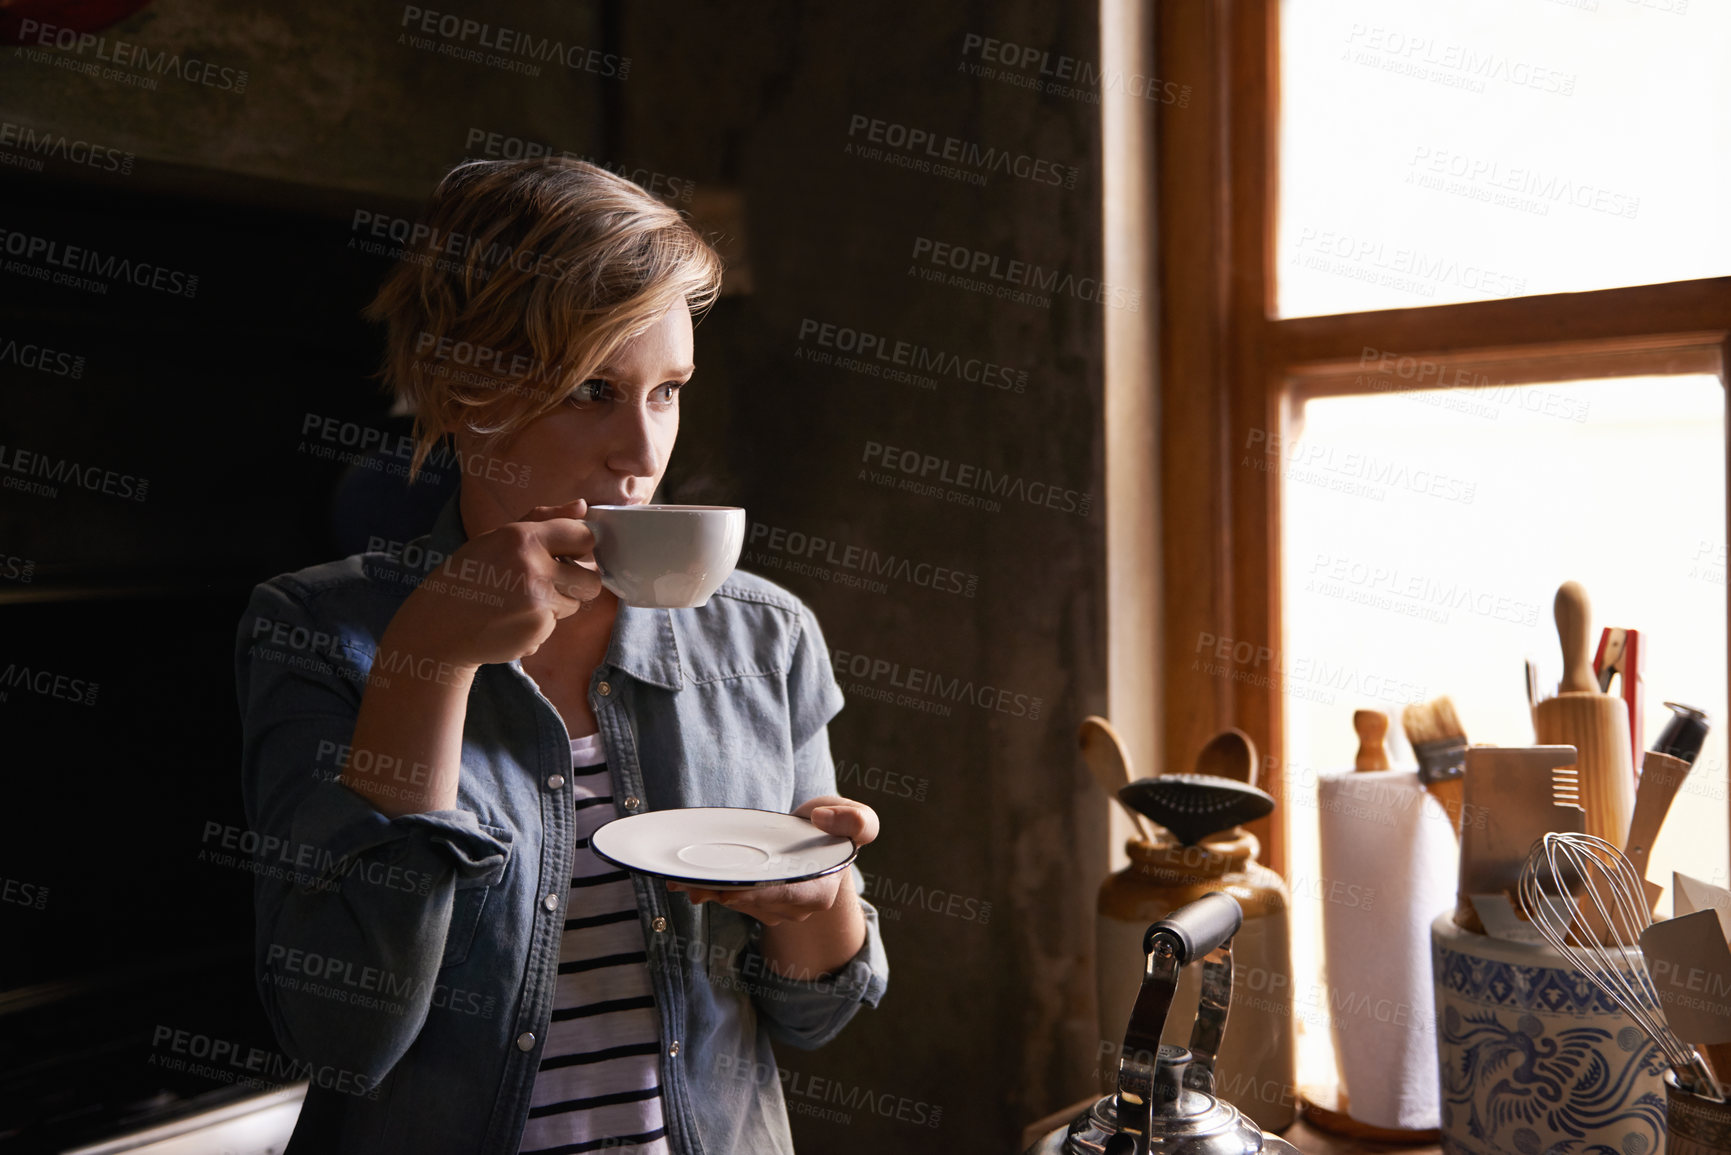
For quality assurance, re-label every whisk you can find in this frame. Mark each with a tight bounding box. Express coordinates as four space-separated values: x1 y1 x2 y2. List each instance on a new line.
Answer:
1518 831 1724 1101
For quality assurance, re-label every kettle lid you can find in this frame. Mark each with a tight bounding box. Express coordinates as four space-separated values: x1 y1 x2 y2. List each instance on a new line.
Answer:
1058 1086 1274 1155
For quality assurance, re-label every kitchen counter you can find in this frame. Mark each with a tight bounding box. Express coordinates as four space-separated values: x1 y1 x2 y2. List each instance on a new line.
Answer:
1021 1097 1442 1154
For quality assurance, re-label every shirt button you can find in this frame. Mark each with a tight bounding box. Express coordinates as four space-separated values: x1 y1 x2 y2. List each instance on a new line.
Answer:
668 1041 681 1057
652 916 668 933
516 1032 536 1052
542 893 559 912
547 774 565 790
597 681 612 696
623 796 641 812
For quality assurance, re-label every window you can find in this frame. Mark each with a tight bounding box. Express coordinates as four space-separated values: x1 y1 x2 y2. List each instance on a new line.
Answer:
1282 373 1728 1083
1150 0 1731 1111
1280 0 1731 316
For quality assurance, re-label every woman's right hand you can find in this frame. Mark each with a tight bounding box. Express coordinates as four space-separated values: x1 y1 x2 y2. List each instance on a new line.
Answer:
388 499 603 669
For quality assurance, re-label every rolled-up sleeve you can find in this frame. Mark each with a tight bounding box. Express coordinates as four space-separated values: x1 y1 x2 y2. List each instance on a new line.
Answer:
744 866 889 1050
235 577 510 1084
744 602 888 1049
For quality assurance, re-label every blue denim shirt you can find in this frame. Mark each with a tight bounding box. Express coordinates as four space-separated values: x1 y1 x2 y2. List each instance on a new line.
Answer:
234 494 888 1154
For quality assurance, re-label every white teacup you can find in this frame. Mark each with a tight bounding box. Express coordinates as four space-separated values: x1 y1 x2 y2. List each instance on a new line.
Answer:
584 505 745 609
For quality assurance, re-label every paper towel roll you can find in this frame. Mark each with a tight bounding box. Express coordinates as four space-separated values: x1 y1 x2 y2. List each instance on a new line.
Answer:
1317 769 1459 1131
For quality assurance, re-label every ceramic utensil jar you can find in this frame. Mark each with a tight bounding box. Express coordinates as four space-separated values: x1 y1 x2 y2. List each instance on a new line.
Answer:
1097 830 1297 1133
1431 913 1668 1155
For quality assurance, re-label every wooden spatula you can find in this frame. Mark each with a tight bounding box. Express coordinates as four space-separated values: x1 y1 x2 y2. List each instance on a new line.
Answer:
1078 716 1155 842
1626 750 1692 915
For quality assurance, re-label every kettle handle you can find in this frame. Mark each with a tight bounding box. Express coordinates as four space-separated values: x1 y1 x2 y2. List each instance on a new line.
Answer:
1147 893 1240 1095
1144 892 1243 963
1183 937 1234 1095
1116 894 1245 1155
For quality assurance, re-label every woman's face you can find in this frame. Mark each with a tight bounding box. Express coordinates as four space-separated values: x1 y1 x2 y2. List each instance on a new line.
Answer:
456 304 695 533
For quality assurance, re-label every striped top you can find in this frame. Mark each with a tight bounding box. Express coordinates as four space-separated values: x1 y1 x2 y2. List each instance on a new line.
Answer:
517 734 669 1155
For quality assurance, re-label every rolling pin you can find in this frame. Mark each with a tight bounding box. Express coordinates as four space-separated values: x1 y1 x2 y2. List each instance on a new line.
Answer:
1533 582 1635 849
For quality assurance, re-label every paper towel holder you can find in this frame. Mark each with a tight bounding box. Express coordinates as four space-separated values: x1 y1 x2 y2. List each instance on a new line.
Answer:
1302 759 1448 1143
1298 1086 1440 1143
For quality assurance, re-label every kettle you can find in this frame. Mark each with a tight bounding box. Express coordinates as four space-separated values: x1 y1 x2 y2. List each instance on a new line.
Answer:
1026 893 1302 1155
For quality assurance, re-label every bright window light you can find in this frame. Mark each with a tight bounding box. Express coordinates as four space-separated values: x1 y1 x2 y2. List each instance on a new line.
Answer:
1279 0 1731 317
1280 374 1728 1086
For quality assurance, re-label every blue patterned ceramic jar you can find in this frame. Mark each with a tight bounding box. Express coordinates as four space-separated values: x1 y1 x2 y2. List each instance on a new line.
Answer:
1431 912 1669 1155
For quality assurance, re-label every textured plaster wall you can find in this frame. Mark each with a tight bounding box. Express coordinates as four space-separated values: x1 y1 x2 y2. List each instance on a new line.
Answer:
0 3 1112 1150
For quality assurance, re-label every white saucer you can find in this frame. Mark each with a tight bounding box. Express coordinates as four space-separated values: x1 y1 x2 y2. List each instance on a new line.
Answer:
590 807 858 889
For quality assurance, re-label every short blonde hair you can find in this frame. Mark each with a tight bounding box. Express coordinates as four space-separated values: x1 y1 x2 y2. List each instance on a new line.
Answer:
366 157 724 478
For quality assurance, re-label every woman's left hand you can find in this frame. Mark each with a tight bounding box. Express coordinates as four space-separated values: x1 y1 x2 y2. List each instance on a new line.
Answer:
666 795 879 926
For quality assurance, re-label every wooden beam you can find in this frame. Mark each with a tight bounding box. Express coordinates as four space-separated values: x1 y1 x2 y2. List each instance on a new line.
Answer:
1224 0 1283 870
1156 0 1233 779
1157 0 1285 871
1273 278 1731 367
1288 337 1725 403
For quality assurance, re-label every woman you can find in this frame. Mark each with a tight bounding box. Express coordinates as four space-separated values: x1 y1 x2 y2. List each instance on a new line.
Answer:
236 157 888 1155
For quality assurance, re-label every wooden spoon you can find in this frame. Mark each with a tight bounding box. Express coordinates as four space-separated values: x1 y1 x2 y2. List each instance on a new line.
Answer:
1078 716 1155 841
1194 727 1258 787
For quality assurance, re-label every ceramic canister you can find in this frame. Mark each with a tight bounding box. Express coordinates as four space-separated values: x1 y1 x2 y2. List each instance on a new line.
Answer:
1097 830 1297 1134
1664 1072 1731 1155
1430 912 1668 1155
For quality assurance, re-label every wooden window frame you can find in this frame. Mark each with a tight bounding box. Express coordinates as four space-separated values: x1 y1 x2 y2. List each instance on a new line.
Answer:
1154 0 1731 876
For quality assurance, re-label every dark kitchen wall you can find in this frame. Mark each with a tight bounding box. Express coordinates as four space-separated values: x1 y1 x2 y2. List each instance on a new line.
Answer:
623 5 1112 1149
0 3 1111 1152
